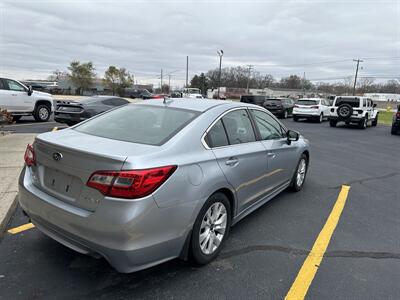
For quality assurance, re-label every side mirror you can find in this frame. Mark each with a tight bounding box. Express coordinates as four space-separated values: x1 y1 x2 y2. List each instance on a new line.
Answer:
287 130 300 145
373 103 377 108
27 85 33 96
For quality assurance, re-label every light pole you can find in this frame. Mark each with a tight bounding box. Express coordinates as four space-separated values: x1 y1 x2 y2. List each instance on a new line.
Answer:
217 50 223 99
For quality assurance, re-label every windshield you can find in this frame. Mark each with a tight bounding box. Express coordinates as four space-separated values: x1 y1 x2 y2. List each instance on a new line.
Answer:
241 95 265 104
265 99 282 103
74 105 199 145
298 100 318 105
334 97 360 108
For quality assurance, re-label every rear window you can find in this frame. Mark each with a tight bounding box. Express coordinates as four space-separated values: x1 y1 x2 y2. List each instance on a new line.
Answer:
334 97 360 107
240 95 265 104
297 100 318 105
264 99 282 103
74 105 199 145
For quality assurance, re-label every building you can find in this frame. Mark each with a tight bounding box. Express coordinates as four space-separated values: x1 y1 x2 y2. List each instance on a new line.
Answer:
364 93 400 102
207 87 326 99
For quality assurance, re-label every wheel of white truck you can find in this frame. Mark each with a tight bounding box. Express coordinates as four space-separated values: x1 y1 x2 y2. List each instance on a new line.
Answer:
34 104 51 122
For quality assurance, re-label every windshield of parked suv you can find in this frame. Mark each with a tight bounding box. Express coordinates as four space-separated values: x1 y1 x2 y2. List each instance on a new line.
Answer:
74 105 199 145
334 97 360 107
297 100 318 105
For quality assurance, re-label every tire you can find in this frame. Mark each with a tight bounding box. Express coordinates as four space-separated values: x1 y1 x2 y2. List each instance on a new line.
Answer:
372 114 378 127
318 114 323 123
190 193 231 265
293 116 299 122
391 126 397 135
358 117 367 129
12 116 21 122
33 104 51 122
329 119 337 127
290 154 308 192
282 110 288 119
337 104 353 119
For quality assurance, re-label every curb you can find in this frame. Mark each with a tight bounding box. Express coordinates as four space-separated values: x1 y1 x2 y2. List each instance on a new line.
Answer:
0 194 18 237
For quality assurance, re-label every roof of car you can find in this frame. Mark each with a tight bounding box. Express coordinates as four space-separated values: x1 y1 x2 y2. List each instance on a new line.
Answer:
137 98 240 112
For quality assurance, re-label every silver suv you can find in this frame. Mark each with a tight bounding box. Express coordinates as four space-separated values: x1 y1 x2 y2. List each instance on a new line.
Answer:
329 96 378 129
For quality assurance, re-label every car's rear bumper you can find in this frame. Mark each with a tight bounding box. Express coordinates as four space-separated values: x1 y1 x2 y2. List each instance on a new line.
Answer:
329 116 363 122
265 108 284 115
293 113 320 118
18 166 191 273
54 113 88 124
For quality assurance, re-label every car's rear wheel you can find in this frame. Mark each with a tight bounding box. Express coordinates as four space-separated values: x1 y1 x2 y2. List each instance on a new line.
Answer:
329 120 337 127
318 113 323 123
293 116 299 122
34 104 50 122
391 126 397 135
290 154 308 192
12 116 21 122
358 117 367 129
190 193 231 265
282 110 288 119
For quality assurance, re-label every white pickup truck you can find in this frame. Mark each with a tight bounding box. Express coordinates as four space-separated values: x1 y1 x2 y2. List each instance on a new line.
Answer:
0 77 54 122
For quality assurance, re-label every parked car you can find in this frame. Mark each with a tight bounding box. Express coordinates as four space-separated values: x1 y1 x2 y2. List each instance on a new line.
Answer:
19 99 310 273
240 95 266 106
0 77 54 122
124 88 153 99
329 96 378 129
263 98 295 119
293 98 331 123
54 96 129 126
391 105 400 135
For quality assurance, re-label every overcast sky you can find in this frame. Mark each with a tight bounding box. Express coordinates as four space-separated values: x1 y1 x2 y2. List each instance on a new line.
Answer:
0 0 399 87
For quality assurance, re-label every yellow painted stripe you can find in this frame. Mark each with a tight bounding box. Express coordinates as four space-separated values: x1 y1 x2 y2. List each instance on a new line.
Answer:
7 223 35 234
285 185 350 300
52 127 58 131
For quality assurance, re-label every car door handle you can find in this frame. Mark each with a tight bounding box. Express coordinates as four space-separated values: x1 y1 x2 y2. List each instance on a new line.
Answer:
225 157 239 166
267 152 276 159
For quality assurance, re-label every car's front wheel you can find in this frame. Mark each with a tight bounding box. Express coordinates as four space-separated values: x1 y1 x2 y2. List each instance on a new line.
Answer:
190 193 231 265
290 154 308 192
34 104 51 122
358 117 367 129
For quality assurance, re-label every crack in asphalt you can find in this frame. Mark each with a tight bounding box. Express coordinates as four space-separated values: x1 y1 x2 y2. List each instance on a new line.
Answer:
219 245 400 260
326 171 400 189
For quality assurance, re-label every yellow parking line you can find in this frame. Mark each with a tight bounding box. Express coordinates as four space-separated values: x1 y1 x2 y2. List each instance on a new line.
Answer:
285 185 350 300
7 223 35 234
52 127 58 131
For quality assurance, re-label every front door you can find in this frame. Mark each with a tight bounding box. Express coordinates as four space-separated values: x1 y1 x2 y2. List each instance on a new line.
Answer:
208 109 270 214
3 79 33 112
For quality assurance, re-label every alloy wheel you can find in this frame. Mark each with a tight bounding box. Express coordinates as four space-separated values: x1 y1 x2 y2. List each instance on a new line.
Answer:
296 158 307 187
199 202 227 255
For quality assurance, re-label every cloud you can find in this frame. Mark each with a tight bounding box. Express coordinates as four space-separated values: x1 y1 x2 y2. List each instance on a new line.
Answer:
0 0 399 87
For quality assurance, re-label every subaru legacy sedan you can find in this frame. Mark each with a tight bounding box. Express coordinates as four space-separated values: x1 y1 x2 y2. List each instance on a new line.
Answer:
19 99 310 273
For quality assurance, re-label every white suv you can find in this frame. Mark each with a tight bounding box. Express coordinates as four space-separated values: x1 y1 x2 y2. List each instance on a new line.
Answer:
0 78 54 122
329 96 378 129
293 98 331 123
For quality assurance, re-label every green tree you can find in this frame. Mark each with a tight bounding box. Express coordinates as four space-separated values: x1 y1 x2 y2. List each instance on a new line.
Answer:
68 61 96 95
103 66 134 96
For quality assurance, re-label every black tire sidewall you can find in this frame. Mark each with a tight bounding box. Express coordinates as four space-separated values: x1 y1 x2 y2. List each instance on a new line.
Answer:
190 193 231 265
338 104 353 119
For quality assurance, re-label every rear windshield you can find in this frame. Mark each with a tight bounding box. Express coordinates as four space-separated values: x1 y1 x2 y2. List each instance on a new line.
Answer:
74 105 199 145
297 100 318 105
334 97 360 107
240 95 265 104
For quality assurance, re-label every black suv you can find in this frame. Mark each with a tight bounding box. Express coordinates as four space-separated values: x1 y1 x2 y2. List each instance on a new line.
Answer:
240 95 266 106
263 98 295 119
391 105 400 135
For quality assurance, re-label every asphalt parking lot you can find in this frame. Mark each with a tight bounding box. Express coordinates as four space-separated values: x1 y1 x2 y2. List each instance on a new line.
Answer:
1 118 399 299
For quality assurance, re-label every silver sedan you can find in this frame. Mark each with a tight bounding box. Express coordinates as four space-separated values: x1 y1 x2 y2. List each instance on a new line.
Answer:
18 98 310 273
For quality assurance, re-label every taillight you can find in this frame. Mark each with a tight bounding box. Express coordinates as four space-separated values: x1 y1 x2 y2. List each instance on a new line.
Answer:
24 144 36 166
396 112 400 118
330 108 335 112
87 166 177 199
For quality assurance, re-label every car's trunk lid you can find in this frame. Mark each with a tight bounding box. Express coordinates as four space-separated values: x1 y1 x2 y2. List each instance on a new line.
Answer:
31 130 152 212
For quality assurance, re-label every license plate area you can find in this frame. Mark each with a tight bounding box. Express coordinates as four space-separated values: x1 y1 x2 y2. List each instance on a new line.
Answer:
44 167 83 200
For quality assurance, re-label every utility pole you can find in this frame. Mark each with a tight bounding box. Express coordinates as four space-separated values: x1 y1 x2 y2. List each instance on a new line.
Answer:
302 72 306 96
160 69 163 93
352 59 363 96
246 64 254 94
186 56 189 88
217 50 224 99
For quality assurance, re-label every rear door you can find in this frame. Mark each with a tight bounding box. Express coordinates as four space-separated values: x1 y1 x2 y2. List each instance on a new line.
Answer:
250 109 298 191
208 109 270 214
0 79 11 110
